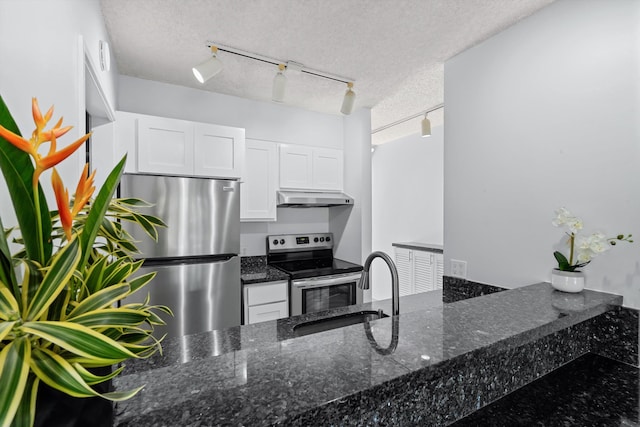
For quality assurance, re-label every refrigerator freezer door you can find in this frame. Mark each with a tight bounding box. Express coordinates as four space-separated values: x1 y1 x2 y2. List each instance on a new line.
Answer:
126 256 241 339
120 174 240 258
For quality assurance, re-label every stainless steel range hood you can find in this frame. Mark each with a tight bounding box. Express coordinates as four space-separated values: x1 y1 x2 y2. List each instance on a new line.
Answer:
277 191 354 207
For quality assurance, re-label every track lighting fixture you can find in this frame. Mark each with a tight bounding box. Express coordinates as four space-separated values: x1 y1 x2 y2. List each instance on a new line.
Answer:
421 113 431 138
340 82 356 115
371 104 444 138
192 46 223 84
193 42 356 113
272 64 286 102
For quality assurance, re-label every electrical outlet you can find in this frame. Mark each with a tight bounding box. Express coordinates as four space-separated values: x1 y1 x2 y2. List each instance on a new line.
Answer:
451 259 467 279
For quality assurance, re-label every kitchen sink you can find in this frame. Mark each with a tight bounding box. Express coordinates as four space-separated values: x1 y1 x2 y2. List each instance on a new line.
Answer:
293 310 388 337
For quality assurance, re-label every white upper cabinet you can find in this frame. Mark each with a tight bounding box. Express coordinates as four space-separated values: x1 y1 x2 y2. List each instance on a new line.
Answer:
312 148 344 191
137 116 194 175
279 145 314 189
114 112 244 179
279 144 343 191
193 123 244 179
241 139 278 222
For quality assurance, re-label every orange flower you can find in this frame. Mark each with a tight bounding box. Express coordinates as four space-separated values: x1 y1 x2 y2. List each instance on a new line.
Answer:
72 163 96 217
51 164 96 240
51 168 73 241
0 98 90 187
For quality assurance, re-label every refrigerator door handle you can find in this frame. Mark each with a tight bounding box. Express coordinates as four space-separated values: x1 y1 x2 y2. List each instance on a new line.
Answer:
222 186 235 192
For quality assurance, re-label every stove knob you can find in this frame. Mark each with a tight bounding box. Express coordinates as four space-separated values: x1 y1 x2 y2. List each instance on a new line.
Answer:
320 237 325 242
326 236 331 242
314 237 319 243
272 239 279 245
280 239 285 245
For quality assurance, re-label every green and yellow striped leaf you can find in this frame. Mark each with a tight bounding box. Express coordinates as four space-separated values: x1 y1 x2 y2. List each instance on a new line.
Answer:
11 374 39 427
0 287 19 320
0 321 16 342
68 308 149 328
73 363 124 386
127 271 157 294
67 283 130 319
19 321 138 362
0 337 31 427
25 239 80 321
30 347 143 401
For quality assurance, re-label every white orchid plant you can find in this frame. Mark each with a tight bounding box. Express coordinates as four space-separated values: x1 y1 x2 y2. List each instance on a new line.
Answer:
552 207 632 272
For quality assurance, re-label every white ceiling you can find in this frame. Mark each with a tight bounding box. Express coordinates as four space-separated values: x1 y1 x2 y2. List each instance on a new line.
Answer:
100 0 555 144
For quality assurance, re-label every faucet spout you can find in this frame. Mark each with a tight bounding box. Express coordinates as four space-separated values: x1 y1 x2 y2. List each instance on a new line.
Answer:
359 251 399 316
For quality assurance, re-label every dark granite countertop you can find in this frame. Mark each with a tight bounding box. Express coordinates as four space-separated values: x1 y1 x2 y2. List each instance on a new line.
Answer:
112 283 622 426
392 241 443 253
240 255 289 284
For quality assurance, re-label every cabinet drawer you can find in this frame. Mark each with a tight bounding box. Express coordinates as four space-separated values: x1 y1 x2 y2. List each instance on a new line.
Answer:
246 281 287 306
247 301 288 324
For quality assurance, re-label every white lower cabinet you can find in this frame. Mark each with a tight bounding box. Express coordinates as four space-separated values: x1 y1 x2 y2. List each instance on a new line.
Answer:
243 280 289 325
394 246 444 296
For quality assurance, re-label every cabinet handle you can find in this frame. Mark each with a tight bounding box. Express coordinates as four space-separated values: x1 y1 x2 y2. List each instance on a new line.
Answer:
222 186 235 192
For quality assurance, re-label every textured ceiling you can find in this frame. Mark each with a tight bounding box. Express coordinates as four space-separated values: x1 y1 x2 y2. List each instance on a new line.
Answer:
100 0 554 144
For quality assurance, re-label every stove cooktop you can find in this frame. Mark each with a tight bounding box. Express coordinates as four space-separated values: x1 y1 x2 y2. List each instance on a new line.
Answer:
269 257 363 280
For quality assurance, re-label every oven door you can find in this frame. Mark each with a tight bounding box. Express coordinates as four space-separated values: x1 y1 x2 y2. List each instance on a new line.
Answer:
290 272 363 316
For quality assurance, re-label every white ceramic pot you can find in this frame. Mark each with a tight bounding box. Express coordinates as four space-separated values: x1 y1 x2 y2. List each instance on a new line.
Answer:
550 269 585 293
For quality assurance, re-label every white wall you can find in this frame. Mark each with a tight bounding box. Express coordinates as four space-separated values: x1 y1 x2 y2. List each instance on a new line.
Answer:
444 0 640 306
0 0 117 230
371 126 444 300
118 76 371 257
329 108 373 297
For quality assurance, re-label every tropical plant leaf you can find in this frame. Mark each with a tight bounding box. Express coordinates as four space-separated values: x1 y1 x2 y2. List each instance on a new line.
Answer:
67 283 130 318
20 259 43 315
0 95 52 265
0 320 16 341
25 239 80 321
20 321 138 362
68 308 149 328
83 255 109 295
73 363 125 386
127 271 157 294
10 374 39 427
30 347 143 401
0 287 19 320
0 215 19 304
79 155 126 268
0 337 31 427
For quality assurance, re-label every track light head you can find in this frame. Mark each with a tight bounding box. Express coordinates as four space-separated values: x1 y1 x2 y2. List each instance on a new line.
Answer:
341 82 356 115
192 46 223 83
272 63 287 102
421 113 431 138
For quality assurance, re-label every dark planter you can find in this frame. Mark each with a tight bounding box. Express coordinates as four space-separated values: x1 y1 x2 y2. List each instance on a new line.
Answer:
33 366 114 427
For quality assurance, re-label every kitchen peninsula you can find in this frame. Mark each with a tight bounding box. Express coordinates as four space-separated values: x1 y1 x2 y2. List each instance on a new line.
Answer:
112 279 633 426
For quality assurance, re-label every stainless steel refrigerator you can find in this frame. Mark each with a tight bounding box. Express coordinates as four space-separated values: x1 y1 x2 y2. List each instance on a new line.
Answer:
120 174 241 339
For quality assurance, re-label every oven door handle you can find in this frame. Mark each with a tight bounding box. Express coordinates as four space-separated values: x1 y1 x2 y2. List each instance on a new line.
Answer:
291 273 362 289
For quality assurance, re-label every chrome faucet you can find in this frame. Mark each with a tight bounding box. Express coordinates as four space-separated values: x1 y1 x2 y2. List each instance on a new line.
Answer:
358 251 399 316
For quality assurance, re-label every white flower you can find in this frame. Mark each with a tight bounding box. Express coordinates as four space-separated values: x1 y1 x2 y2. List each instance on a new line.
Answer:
552 207 572 227
577 250 592 263
552 207 583 233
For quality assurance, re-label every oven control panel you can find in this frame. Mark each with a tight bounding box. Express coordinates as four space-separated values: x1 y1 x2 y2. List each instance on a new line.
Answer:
267 233 334 252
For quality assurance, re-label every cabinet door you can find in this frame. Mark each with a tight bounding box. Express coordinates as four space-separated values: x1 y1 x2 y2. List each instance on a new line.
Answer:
279 144 313 189
247 302 288 324
394 247 413 297
137 116 194 175
193 123 244 179
413 251 435 293
434 253 444 290
241 139 278 221
312 148 343 191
